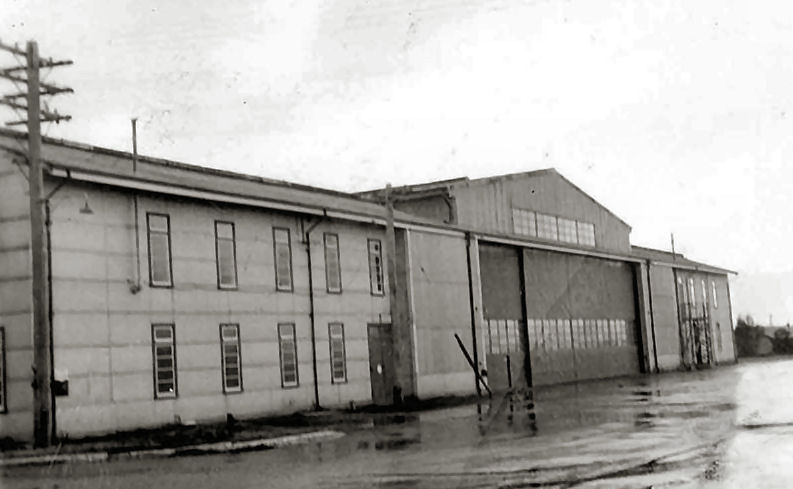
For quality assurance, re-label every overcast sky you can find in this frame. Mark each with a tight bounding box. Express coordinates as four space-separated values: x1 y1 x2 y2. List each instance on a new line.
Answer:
3 0 792 322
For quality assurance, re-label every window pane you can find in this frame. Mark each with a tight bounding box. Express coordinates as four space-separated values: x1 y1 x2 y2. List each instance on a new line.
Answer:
576 319 586 350
149 234 171 285
585 320 594 348
220 324 242 392
368 239 384 295
279 323 294 338
148 214 168 232
512 208 537 237
217 239 236 287
712 281 719 309
216 222 233 240
324 234 342 293
558 218 577 244
328 323 346 383
560 320 570 349
221 325 238 340
154 326 173 340
279 324 298 387
0 328 5 410
152 325 176 398
536 214 558 240
576 221 595 246
274 229 293 291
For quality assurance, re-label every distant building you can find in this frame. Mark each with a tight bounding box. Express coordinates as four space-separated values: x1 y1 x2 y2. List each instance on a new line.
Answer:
0 130 735 442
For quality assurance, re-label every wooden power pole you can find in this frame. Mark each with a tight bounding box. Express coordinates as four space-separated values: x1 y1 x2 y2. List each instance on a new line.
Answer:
0 39 72 447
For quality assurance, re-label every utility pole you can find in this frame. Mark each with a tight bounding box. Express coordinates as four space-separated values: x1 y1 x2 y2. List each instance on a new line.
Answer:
0 39 72 447
670 233 676 260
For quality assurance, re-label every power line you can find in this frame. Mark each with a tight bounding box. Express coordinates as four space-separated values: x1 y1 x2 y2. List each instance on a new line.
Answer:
0 38 73 448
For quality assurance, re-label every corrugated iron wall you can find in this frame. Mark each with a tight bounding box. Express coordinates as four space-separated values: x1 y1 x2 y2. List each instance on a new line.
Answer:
453 172 632 253
521 248 641 386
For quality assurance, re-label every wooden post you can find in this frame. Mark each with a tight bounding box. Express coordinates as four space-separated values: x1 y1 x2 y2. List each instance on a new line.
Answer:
384 184 401 403
27 40 53 447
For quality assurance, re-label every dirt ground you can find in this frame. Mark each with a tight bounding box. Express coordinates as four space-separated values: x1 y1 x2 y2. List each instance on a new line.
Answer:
4 357 793 488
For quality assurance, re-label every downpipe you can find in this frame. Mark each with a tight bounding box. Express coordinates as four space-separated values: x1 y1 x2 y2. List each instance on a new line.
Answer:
302 217 323 411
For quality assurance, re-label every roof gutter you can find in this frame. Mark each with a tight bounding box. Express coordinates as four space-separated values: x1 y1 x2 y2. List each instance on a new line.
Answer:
46 166 464 237
477 233 644 263
644 259 737 276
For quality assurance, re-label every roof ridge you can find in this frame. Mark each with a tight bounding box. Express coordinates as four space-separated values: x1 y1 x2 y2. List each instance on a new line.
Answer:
0 128 373 203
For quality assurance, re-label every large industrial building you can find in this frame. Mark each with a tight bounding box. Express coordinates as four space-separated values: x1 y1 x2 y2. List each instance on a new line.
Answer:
0 129 735 443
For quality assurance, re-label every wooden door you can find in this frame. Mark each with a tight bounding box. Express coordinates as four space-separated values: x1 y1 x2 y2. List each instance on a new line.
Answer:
367 323 395 405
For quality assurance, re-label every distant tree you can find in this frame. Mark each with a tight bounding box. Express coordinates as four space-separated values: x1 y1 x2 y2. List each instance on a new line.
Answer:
773 328 793 354
735 317 761 357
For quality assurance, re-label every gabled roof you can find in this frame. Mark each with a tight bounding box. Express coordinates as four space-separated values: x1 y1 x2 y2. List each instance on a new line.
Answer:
357 176 469 198
0 129 441 228
631 245 735 275
463 169 632 230
358 168 632 230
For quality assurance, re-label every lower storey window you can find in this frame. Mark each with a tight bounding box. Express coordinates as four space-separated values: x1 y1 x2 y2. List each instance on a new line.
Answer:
328 323 347 383
483 319 523 354
152 324 177 398
220 324 242 393
278 323 299 387
0 327 5 412
527 318 629 352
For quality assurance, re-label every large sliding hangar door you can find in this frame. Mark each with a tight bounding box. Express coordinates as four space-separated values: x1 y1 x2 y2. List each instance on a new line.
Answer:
522 248 641 386
479 243 642 389
479 244 529 392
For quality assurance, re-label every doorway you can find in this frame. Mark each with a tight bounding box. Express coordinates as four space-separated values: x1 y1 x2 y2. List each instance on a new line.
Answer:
367 323 395 405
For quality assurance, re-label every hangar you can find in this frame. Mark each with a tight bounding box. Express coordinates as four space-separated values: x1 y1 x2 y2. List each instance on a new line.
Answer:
0 130 735 443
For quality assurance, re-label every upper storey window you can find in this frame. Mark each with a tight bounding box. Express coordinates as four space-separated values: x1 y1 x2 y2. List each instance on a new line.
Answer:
273 228 293 292
536 213 558 241
512 208 596 247
511 209 536 237
557 218 577 244
147 213 173 287
577 222 595 246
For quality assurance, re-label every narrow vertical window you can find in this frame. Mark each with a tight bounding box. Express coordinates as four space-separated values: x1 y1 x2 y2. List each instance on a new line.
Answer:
701 280 709 309
220 324 242 393
278 323 298 387
368 239 384 296
152 324 176 398
215 221 238 289
328 323 347 383
0 327 6 412
324 233 342 293
147 213 172 287
688 278 696 308
273 228 293 291
711 281 719 309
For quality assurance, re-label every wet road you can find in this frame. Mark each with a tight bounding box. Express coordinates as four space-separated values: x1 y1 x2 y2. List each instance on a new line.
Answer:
5 357 793 488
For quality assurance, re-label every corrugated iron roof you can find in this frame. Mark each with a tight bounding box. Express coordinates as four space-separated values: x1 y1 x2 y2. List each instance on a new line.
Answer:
631 245 735 275
358 168 633 230
0 129 436 226
0 129 734 275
